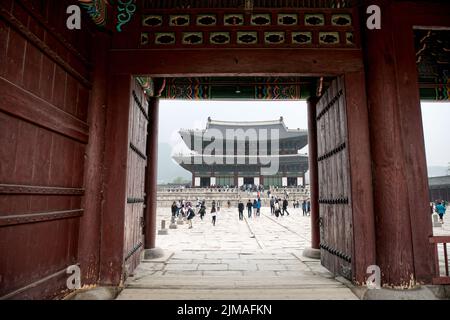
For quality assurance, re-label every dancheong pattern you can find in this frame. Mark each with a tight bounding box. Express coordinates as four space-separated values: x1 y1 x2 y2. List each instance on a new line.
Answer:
78 0 109 27
140 10 356 48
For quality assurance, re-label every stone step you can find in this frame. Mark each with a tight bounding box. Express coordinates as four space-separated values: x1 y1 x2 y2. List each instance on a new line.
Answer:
117 287 357 300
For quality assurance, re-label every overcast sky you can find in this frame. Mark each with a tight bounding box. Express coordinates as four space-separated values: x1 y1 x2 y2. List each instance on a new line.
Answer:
159 100 450 168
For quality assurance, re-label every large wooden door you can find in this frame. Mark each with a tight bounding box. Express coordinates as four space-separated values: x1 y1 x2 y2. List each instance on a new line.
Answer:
316 77 353 280
123 80 149 277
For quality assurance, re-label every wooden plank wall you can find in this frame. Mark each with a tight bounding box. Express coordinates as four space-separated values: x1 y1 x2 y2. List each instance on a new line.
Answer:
123 80 149 277
0 0 94 299
316 77 353 280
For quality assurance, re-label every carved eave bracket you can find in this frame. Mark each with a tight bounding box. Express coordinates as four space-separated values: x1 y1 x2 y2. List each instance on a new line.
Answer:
79 0 137 33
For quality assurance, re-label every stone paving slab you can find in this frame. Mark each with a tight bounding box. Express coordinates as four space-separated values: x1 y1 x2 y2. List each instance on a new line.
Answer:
197 264 229 271
118 206 358 300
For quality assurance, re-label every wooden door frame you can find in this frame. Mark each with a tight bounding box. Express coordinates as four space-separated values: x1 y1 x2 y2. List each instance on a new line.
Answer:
98 46 376 285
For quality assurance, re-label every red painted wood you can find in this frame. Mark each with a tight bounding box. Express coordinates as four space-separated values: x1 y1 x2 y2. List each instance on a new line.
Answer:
109 48 364 77
0 76 89 143
4 28 26 85
390 1 449 286
307 97 320 250
124 79 148 275
363 1 415 287
99 74 132 285
145 98 159 249
0 0 93 299
22 40 42 96
343 71 376 285
78 32 110 287
363 0 447 286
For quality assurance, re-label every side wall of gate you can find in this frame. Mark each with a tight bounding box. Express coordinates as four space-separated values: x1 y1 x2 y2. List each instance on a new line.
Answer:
0 0 94 298
316 74 375 284
99 76 150 285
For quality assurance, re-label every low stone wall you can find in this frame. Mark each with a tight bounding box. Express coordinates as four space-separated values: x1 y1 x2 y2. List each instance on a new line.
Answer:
157 189 310 207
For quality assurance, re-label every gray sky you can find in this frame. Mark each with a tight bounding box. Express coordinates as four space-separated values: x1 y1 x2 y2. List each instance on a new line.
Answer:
159 100 450 167
421 102 450 167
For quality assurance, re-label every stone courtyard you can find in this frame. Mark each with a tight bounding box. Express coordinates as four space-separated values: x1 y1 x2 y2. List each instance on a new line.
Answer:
117 205 359 300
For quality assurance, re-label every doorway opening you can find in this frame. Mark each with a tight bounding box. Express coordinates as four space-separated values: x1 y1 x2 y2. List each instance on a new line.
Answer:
134 76 336 295
415 28 450 283
120 74 359 299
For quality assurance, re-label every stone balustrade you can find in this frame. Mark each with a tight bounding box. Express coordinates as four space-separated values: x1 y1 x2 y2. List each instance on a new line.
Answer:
157 187 310 207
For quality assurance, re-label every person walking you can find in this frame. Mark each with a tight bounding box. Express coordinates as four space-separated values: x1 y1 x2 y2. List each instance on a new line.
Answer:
436 201 446 224
307 200 311 215
257 197 261 216
274 200 280 218
247 199 253 218
171 201 177 218
211 202 217 226
199 201 206 220
252 199 258 218
282 198 290 216
176 200 181 217
302 200 307 216
270 196 275 215
238 200 244 221
187 205 195 229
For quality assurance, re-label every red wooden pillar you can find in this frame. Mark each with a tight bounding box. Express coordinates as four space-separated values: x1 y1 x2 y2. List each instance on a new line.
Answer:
145 97 159 250
343 71 376 285
99 74 133 285
304 97 320 258
363 0 434 286
78 31 110 286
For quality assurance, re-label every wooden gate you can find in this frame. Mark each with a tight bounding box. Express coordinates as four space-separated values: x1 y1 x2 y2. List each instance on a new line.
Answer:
123 80 149 277
316 77 353 280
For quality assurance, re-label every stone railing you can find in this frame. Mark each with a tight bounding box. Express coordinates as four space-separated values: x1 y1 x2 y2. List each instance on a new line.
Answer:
157 187 310 207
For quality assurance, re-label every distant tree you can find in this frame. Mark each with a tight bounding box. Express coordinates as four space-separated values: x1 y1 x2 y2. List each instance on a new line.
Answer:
172 177 189 184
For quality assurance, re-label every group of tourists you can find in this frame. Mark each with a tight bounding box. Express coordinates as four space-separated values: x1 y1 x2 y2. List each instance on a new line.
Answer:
170 199 221 228
240 184 265 193
237 198 262 220
432 200 447 224
268 196 291 217
169 194 312 229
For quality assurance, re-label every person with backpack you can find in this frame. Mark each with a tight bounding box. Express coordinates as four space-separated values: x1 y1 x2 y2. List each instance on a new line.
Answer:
238 200 244 221
436 201 446 224
187 205 195 229
252 199 258 218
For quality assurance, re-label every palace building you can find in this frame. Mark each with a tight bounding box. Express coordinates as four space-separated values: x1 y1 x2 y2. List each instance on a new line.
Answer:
173 117 309 188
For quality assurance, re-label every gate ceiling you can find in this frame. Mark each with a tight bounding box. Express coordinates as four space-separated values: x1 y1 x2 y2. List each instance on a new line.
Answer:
158 76 333 100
